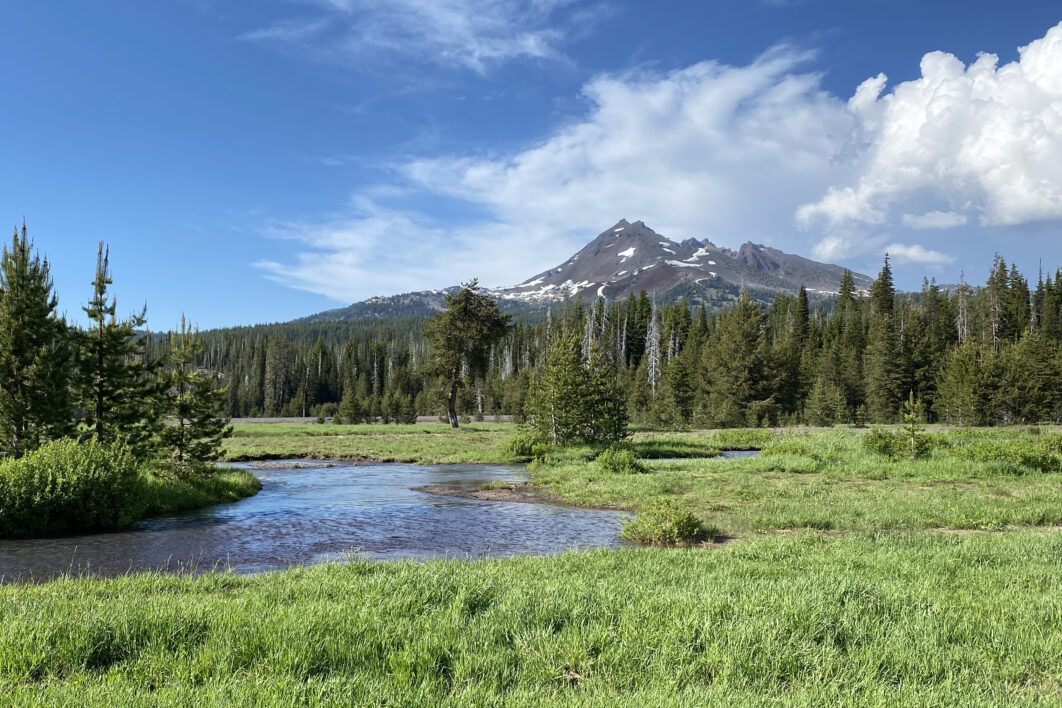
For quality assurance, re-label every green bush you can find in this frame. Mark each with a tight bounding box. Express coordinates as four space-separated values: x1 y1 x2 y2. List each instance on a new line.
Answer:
595 446 648 475
502 428 550 460
0 438 144 538
621 499 715 546
862 428 934 460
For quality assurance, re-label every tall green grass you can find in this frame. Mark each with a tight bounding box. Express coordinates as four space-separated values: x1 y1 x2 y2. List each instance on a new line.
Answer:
1 533 1060 704
530 428 1062 536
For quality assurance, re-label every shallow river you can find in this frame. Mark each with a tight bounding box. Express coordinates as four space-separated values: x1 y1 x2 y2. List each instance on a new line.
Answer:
0 462 629 582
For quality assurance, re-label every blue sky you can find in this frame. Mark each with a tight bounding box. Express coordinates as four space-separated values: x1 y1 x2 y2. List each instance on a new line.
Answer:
3 1 1061 329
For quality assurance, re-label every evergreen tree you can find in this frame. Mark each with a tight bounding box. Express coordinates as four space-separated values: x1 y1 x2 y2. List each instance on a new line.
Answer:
77 242 158 456
158 316 232 472
526 331 627 445
869 254 894 318
935 343 985 426
423 280 511 428
864 312 901 422
698 293 776 427
0 223 72 457
796 285 810 343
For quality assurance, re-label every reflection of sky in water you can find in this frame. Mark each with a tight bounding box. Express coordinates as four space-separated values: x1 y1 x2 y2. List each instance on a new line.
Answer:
0 462 627 582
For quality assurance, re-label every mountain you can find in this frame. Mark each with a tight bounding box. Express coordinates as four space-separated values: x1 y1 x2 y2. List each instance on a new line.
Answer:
493 219 872 303
300 219 873 322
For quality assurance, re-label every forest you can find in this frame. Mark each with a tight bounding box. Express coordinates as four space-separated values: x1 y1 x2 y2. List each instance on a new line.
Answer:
186 254 1062 428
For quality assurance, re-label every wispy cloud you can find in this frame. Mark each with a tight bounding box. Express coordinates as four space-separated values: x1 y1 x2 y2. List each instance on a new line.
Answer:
901 210 968 230
241 0 601 75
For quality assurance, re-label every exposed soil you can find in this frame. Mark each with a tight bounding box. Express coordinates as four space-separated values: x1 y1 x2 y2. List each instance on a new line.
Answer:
412 483 633 513
412 482 550 505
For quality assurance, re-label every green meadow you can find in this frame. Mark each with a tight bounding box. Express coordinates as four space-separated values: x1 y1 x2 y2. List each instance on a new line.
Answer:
2 423 1060 705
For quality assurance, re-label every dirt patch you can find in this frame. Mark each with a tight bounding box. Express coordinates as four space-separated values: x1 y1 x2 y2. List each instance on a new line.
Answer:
412 483 633 512
412 482 550 505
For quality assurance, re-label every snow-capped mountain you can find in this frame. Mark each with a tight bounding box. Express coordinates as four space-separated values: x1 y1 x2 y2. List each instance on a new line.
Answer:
300 219 873 321
492 219 871 303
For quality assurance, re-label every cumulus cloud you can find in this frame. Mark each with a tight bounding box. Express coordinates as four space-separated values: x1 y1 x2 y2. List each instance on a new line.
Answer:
885 243 956 267
901 210 968 230
799 22 1062 233
241 0 590 74
257 24 1062 302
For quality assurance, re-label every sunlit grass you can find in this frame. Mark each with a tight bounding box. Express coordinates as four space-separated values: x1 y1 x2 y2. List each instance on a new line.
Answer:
2 532 1061 704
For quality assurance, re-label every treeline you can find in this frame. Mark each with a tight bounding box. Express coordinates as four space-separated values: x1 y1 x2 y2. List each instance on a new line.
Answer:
187 254 1062 427
0 224 229 466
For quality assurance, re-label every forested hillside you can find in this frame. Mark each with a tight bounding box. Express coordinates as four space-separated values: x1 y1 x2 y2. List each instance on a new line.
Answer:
178 255 1062 427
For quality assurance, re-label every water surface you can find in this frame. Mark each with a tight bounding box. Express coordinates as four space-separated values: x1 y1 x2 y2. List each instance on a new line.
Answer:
0 462 626 582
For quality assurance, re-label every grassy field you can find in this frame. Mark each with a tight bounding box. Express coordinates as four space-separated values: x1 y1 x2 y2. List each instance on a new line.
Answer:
2 532 1061 705
532 427 1062 536
224 422 521 463
6 422 1060 704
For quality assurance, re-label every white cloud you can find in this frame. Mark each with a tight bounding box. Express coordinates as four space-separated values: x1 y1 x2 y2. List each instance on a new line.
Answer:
901 210 968 230
260 46 863 300
254 198 560 300
403 46 851 242
257 24 1062 303
885 243 955 267
799 22 1062 233
242 0 588 74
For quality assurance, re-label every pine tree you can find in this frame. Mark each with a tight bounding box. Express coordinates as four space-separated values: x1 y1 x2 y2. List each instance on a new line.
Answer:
869 254 894 318
423 280 511 428
78 242 158 456
796 285 810 343
864 312 901 422
699 293 775 427
158 316 232 473
936 343 984 425
0 223 73 457
526 331 627 445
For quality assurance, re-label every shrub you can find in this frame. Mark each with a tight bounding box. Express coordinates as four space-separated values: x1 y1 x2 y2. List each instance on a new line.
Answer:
503 428 547 459
0 438 144 538
621 499 715 546
860 430 896 459
862 428 934 461
595 446 648 475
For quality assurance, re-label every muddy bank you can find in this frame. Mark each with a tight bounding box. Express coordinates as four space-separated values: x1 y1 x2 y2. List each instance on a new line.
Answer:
412 483 633 513
412 482 548 505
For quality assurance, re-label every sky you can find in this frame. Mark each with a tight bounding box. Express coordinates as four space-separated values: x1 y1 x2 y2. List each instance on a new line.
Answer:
2 1 1061 329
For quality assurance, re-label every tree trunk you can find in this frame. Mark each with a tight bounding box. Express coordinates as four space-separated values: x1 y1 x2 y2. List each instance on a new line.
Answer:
447 379 459 428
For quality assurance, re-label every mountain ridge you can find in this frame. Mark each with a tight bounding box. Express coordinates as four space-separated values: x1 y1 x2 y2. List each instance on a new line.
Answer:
300 219 873 322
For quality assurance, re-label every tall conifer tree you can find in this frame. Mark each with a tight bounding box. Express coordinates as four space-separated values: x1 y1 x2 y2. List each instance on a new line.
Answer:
78 242 158 456
0 223 72 457
159 316 232 472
